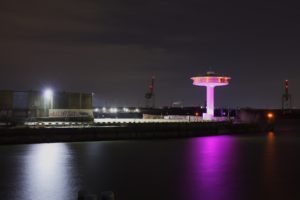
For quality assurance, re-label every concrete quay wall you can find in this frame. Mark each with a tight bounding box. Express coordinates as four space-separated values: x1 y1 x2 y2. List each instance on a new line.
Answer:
0 122 261 145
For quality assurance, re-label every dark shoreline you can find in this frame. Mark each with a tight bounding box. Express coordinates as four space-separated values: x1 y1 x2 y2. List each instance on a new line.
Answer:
0 122 262 145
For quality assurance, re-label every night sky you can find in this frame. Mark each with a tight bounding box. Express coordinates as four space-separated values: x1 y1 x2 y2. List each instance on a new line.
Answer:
1 0 299 108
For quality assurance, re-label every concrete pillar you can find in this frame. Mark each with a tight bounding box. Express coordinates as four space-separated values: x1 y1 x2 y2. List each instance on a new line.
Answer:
204 86 215 120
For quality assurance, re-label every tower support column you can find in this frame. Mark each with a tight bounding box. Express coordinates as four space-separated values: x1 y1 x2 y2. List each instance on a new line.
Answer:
204 86 215 120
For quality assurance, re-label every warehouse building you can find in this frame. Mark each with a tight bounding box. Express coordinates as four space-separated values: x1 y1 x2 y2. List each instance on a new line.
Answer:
0 90 93 121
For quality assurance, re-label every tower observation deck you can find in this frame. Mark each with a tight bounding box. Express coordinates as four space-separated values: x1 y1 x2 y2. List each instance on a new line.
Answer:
191 71 231 120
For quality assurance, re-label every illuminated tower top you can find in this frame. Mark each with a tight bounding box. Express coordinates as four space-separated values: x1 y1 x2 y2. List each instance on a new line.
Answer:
191 71 230 87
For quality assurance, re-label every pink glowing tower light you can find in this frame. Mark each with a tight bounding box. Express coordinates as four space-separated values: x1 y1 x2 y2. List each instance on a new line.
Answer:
191 71 231 120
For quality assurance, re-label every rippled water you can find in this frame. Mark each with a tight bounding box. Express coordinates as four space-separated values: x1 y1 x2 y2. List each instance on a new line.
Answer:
1 132 300 200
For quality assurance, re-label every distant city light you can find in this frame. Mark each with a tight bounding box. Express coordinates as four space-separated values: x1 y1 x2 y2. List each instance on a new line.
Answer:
134 108 140 113
123 107 129 112
94 108 99 112
109 108 118 113
102 107 106 112
44 89 53 100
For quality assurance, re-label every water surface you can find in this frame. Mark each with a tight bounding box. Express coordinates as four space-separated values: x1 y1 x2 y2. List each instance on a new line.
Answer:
1 132 300 200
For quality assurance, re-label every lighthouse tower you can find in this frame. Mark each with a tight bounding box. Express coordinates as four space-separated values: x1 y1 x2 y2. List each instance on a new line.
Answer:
191 71 231 120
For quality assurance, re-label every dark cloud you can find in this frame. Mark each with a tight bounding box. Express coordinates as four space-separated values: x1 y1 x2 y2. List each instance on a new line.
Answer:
0 0 300 108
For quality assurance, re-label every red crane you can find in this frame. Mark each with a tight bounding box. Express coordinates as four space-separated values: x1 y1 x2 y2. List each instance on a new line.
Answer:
145 76 155 108
282 79 292 111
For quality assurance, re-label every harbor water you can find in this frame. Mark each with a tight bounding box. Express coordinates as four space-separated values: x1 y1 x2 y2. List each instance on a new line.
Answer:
0 131 300 200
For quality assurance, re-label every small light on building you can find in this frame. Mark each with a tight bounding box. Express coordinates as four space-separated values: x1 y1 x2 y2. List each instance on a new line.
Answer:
267 112 274 119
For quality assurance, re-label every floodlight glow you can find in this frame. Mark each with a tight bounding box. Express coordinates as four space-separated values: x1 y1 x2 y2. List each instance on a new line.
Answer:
94 108 99 112
44 89 53 100
123 107 129 112
134 108 140 113
102 107 106 112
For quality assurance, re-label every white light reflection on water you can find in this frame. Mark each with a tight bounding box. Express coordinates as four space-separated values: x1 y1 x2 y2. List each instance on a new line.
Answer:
22 143 74 200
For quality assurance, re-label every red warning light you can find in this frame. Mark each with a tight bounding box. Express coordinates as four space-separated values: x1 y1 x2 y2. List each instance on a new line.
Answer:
285 80 289 89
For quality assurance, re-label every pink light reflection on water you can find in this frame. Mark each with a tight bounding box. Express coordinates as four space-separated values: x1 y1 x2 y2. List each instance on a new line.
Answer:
182 135 238 200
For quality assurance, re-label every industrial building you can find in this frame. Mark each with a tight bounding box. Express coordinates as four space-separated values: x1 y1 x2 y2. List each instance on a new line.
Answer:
0 90 93 121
